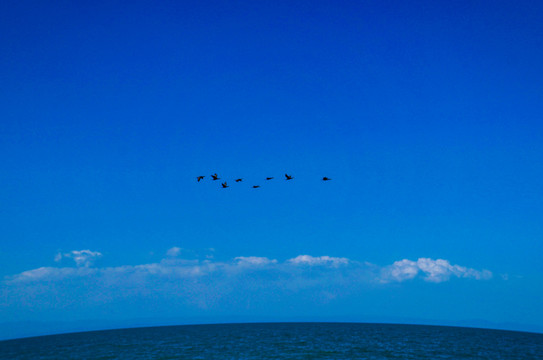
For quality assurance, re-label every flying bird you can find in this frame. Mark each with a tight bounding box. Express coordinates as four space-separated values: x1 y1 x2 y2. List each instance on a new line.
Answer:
221 182 229 188
252 185 260 188
285 174 293 180
197 176 205 182
211 173 220 180
235 178 243 182
322 177 331 181
266 177 274 180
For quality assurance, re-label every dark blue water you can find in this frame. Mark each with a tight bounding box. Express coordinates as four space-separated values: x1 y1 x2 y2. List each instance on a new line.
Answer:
0 323 542 359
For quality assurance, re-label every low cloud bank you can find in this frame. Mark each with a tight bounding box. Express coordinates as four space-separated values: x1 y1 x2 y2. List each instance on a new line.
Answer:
7 250 491 285
0 250 495 313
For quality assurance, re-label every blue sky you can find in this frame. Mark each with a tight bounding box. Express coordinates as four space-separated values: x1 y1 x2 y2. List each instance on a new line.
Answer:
1 0 543 339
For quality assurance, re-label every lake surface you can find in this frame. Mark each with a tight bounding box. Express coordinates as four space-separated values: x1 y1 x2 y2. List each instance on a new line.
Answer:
1 322 542 359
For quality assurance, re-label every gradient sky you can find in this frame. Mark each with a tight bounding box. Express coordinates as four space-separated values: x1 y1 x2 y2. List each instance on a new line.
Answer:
1 0 543 340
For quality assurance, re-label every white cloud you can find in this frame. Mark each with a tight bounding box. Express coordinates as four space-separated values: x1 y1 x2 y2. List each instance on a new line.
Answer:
380 259 419 282
381 258 493 283
10 266 97 283
287 255 349 267
234 256 277 266
54 250 102 267
166 247 182 257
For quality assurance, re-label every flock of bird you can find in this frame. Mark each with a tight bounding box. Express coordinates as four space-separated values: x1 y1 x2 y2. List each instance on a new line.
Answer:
196 173 331 188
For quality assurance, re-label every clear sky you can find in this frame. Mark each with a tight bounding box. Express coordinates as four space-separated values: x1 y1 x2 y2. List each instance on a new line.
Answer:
1 0 543 339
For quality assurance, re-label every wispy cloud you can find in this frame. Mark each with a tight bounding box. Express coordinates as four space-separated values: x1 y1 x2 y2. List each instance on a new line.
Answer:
166 247 182 257
287 255 349 267
234 256 277 266
9 266 97 283
54 250 102 267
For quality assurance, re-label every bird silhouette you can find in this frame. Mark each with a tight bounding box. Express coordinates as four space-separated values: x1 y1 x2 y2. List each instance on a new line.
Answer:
322 177 331 181
235 178 243 182
266 177 274 180
211 173 220 180
285 174 293 180
197 176 205 182
252 185 260 188
221 182 229 188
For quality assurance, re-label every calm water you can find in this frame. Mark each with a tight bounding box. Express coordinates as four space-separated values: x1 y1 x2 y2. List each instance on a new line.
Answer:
0 323 542 359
